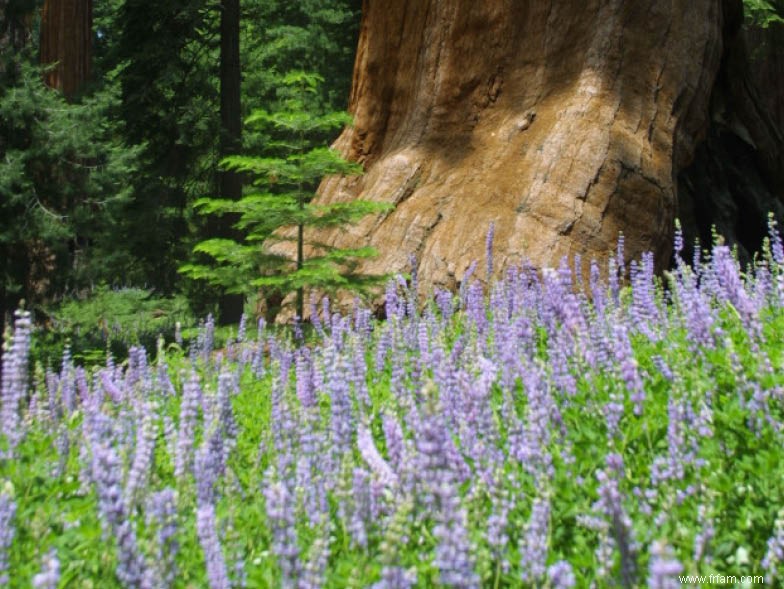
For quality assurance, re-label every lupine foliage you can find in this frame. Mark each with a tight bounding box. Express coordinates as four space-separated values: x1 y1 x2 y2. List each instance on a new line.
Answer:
1 221 784 587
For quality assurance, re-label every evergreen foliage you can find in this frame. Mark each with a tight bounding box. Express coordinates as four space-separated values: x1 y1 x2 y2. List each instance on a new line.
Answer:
182 72 391 320
110 0 221 293
744 0 784 27
0 53 139 319
39 287 194 365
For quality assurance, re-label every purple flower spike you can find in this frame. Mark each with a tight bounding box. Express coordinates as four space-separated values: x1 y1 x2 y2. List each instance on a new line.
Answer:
32 549 60 589
144 489 178 589
91 436 146 587
372 567 417 589
125 400 156 509
486 222 495 281
196 504 231 589
358 423 398 489
547 561 576 589
763 512 784 583
264 479 301 584
175 371 202 479
647 541 683 589
520 497 550 583
0 488 16 585
1 309 32 454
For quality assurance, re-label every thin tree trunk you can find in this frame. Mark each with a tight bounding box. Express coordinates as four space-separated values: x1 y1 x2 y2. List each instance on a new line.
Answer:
216 0 244 324
40 0 92 99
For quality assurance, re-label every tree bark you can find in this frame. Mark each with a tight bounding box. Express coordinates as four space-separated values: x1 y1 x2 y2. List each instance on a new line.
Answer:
678 14 784 266
40 0 92 99
306 0 782 304
216 0 244 324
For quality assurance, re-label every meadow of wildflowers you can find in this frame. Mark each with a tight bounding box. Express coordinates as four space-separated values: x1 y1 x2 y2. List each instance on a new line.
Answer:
1 221 784 588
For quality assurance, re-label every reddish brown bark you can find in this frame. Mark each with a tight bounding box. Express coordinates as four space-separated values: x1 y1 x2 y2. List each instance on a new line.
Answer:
302 0 782 307
40 0 92 99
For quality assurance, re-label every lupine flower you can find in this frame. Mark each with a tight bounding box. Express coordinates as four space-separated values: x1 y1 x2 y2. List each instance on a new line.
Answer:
599 454 636 584
547 561 576 588
91 435 146 587
300 526 331 589
414 398 460 507
0 487 16 585
383 413 405 471
762 511 784 582
156 354 177 398
127 346 152 396
264 478 301 584
175 371 202 479
350 337 372 408
201 314 216 362
144 489 178 589
358 422 398 489
196 504 231 589
372 566 417 589
327 347 354 458
433 486 479 588
1 309 32 454
125 400 157 508
485 480 512 571
214 371 238 459
513 363 554 480
32 548 60 589
520 497 550 583
296 412 329 526
647 541 683 588
195 423 225 507
692 502 715 563
612 323 645 415
60 347 77 415
486 221 495 280
374 497 415 587
349 468 372 548
163 415 177 463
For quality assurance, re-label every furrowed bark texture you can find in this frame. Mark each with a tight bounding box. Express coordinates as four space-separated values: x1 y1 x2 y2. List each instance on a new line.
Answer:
40 0 92 98
304 0 782 302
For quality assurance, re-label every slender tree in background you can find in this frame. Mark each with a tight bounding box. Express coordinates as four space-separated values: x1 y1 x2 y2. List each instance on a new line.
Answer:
183 72 391 321
215 0 244 323
40 0 92 99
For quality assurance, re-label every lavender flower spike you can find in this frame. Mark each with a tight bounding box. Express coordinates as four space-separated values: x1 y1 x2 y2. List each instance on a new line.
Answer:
547 561 576 589
32 549 60 589
357 422 398 489
647 541 683 589
0 485 16 586
762 511 784 583
196 504 231 589
520 497 550 583
1 309 32 454
486 221 495 280
144 489 179 589
175 371 202 479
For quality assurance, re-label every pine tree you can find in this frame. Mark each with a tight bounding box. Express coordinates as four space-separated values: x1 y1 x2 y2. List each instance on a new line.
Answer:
182 72 391 321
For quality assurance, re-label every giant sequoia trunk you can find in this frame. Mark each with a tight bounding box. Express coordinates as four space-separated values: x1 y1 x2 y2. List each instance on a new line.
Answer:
40 0 92 98
307 0 783 303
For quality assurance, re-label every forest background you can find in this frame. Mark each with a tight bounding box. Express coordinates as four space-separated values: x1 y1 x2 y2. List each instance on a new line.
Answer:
0 0 781 362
